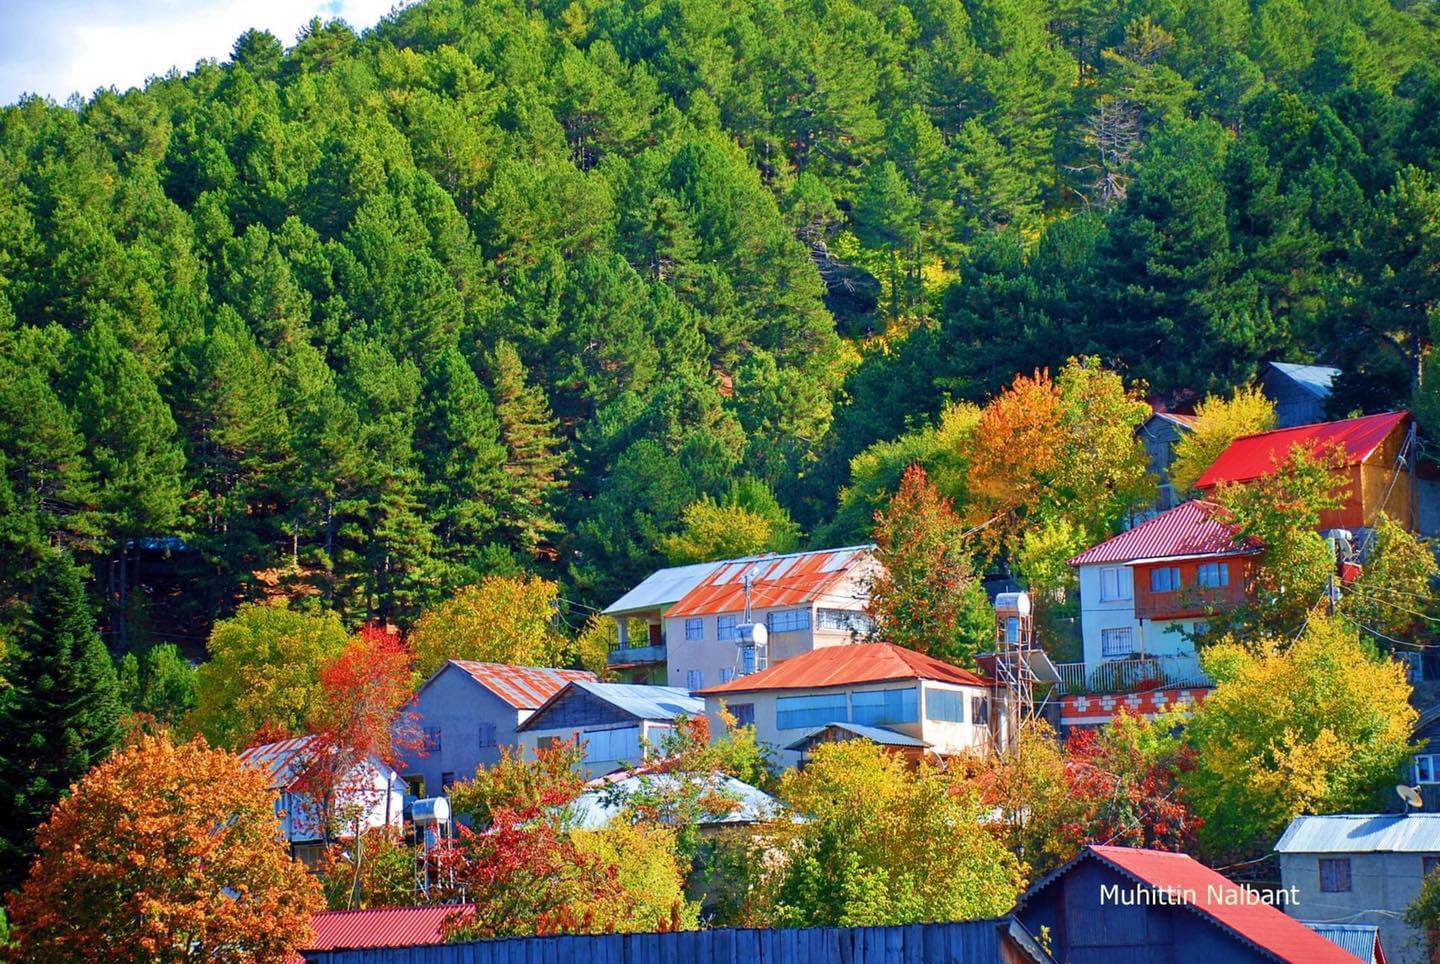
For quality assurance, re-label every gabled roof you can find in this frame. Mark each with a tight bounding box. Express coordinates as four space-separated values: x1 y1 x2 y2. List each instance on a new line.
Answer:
428 660 597 710
784 721 930 751
1194 411 1409 490
567 772 781 830
1019 845 1362 964
665 545 875 618
237 736 322 792
602 560 721 616
1268 362 1340 400
517 681 702 731
1149 411 1199 430
1275 813 1440 854
696 643 988 696
1067 500 1260 567
305 905 471 952
1302 923 1385 964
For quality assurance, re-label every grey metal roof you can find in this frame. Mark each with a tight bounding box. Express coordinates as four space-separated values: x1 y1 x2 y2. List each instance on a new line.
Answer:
602 561 720 616
570 682 702 721
1301 923 1379 962
1275 813 1440 853
784 721 930 751
1268 362 1340 400
566 772 782 830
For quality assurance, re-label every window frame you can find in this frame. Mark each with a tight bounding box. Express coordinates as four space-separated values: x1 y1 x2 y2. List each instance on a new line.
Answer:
776 692 848 730
686 669 704 691
850 687 919 726
731 703 755 727
1318 858 1352 893
719 667 734 684
717 615 737 641
1197 562 1230 589
926 688 966 723
1417 754 1438 785
1149 566 1182 593
478 722 497 749
684 617 704 641
422 726 442 752
1100 566 1130 602
1100 627 1135 659
767 609 812 634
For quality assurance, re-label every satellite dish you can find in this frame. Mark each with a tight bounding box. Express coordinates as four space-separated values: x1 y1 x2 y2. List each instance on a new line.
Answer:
1398 784 1424 810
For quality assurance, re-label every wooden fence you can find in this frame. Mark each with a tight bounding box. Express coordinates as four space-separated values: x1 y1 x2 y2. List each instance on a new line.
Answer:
303 919 1021 964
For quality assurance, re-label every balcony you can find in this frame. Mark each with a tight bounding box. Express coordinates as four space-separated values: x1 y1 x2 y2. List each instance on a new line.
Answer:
607 644 667 667
1054 655 1213 695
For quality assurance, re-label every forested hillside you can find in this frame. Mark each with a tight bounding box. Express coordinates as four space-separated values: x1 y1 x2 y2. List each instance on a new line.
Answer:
2 0 1439 643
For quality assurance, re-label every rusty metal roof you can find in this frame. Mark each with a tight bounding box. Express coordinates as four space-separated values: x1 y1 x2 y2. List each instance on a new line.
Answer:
305 905 471 951
443 661 598 709
237 735 318 791
665 545 875 618
1194 410 1409 490
1067 500 1259 567
697 643 988 695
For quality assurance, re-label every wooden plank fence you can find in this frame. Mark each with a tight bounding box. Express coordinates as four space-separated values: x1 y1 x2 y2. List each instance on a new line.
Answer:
302 920 1012 964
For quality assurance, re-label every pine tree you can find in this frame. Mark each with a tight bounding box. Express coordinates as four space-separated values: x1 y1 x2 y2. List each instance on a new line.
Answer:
489 341 567 555
0 553 122 887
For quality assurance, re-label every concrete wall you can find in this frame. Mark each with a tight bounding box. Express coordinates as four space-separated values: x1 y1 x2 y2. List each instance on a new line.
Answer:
398 666 525 797
1282 851 1437 964
704 678 991 769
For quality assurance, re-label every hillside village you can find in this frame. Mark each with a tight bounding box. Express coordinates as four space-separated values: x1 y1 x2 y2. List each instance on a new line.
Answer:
3 0 1440 959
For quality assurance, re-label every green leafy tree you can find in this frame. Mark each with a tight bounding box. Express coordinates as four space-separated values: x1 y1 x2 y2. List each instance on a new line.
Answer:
1168 387 1277 495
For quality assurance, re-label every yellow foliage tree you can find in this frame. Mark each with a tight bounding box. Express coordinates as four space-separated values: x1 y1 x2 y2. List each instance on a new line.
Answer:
7 734 322 962
572 823 699 932
658 498 782 564
1342 512 1440 639
1183 615 1416 860
410 574 567 678
1168 387 1276 495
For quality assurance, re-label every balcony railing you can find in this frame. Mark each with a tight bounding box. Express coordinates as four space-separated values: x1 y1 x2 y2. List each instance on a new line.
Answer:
1054 655 1213 695
606 644 667 667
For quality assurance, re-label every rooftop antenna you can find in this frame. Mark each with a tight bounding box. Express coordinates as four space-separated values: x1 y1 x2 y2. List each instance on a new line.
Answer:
1398 784 1424 811
736 565 768 676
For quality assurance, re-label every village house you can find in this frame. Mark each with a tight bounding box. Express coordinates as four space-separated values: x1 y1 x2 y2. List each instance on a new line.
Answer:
1259 361 1341 428
1139 410 1198 516
605 546 881 693
399 661 596 797
515 681 702 778
1065 499 1259 693
696 642 992 769
1277 813 1440 964
1013 843 1369 963
238 735 404 868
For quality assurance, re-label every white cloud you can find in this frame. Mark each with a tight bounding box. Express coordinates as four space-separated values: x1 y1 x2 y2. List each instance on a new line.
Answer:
0 0 404 105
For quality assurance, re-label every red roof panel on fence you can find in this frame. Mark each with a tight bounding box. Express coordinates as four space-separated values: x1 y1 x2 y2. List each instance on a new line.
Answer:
1067 501 1258 567
665 546 873 618
1194 411 1409 490
696 642 988 695
305 905 472 952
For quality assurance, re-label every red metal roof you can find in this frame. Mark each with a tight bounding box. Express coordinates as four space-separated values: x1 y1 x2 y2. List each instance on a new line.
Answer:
1194 411 1409 490
444 661 597 709
1067 500 1259 567
1085 846 1363 963
696 643 988 695
304 905 471 952
665 546 874 619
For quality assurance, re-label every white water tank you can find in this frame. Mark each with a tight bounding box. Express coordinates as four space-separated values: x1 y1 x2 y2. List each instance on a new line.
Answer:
994 591 1031 617
412 796 451 829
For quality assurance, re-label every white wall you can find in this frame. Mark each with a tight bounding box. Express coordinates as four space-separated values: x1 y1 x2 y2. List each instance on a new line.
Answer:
518 720 677 779
277 760 403 844
1076 563 1201 664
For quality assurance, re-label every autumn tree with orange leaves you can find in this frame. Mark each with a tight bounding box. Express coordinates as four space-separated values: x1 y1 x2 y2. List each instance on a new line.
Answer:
7 733 322 963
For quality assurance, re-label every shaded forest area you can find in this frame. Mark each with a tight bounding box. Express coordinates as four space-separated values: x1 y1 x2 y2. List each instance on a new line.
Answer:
2 0 1439 649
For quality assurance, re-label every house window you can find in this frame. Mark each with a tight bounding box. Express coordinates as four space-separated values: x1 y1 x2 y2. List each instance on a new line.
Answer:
731 703 755 727
1100 567 1130 601
1319 858 1352 893
717 616 737 641
1416 754 1439 784
767 609 812 633
583 727 640 764
1191 621 1209 638
478 723 497 748
851 687 918 726
927 689 966 723
403 776 424 798
441 771 456 790
423 726 441 751
776 693 848 730
685 618 704 641
1101 627 1135 658
720 667 734 684
686 669 704 691
817 609 874 633
971 696 990 726
1197 562 1230 589
1424 856 1440 879
1150 567 1181 593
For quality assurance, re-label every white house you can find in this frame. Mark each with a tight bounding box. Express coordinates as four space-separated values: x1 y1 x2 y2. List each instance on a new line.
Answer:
696 642 993 770
238 734 404 867
515 681 702 779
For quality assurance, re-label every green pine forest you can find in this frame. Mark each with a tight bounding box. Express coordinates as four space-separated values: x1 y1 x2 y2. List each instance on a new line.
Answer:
3 0 1440 648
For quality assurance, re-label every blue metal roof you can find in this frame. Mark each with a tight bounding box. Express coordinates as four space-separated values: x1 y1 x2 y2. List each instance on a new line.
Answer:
569 681 702 721
1276 813 1440 853
1269 362 1340 400
1302 923 1379 962
566 772 782 830
602 561 720 616
784 721 930 751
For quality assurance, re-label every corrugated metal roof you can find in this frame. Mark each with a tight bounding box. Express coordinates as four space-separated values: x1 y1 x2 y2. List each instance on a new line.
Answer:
566 772 781 830
601 561 721 616
305 905 470 951
1275 814 1440 854
784 721 930 750
1302 923 1383 963
665 545 875 618
443 661 597 710
237 735 318 791
1270 362 1340 401
1067 500 1259 567
1194 411 1409 490
697 643 989 695
517 682 702 731
1155 411 1199 430
1021 846 1363 964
